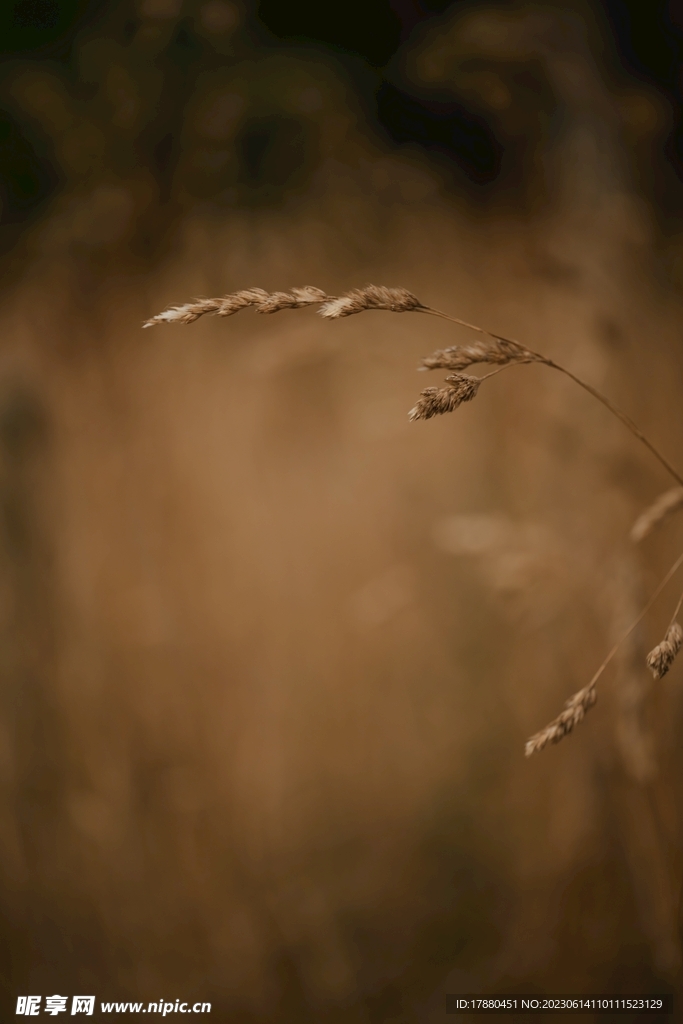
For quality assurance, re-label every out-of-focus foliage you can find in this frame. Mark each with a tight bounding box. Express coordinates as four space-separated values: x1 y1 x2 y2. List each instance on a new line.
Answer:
0 0 367 263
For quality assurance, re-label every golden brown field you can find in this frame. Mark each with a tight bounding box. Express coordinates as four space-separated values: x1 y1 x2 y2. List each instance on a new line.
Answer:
1 1 682 1020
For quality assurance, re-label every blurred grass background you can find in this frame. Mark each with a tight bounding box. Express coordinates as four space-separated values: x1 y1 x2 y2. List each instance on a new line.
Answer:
1 1 683 1021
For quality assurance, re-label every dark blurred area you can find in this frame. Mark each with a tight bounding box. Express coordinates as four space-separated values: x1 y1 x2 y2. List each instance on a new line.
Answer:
1 2 683 1022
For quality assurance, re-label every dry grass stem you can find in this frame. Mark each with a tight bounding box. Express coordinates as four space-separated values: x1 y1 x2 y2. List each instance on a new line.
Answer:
415 305 683 489
524 682 597 757
631 487 683 543
526 550 683 755
141 280 683 488
407 375 481 421
646 623 683 680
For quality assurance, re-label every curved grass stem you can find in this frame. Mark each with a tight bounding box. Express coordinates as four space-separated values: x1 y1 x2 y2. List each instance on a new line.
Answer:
418 306 683 488
588 549 683 691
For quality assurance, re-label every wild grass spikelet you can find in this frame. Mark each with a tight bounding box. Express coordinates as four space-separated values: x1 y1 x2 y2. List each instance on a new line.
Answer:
420 338 533 371
143 286 328 327
647 622 683 680
408 375 481 421
525 683 597 757
318 285 422 319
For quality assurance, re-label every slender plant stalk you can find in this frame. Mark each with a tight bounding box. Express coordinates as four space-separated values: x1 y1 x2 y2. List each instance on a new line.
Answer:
536 358 682 488
587 550 683 691
666 587 683 630
417 306 683 488
525 549 683 755
479 361 536 380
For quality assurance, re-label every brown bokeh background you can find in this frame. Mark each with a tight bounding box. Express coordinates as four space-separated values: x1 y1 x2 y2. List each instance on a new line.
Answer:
1 1 683 1020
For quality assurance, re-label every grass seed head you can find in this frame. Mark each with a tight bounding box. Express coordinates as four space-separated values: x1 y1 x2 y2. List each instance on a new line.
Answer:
319 285 422 319
143 287 327 327
408 374 481 421
421 338 529 371
646 622 683 680
525 682 597 757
